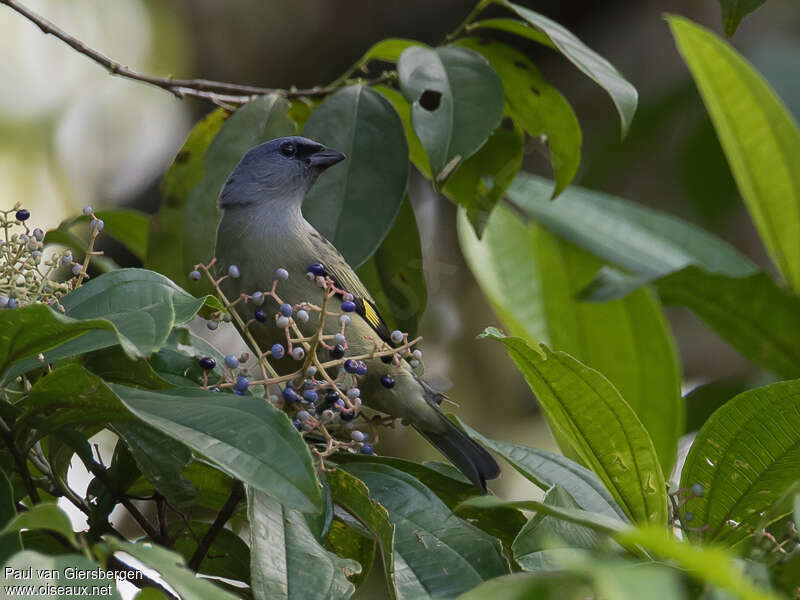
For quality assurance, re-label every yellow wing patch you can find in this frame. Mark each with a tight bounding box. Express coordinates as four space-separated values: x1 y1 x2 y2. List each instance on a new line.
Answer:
362 302 382 329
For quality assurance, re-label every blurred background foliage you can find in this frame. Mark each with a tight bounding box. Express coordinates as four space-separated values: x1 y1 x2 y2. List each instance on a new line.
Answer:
3 0 799 506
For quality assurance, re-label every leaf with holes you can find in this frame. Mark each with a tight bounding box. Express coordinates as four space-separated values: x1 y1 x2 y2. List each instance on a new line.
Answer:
681 380 800 546
457 38 581 198
397 45 504 180
303 85 409 267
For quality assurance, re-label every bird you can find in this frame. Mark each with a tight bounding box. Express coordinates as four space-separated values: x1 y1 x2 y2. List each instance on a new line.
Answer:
214 135 500 490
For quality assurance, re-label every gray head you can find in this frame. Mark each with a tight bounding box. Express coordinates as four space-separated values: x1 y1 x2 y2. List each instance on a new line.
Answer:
219 136 345 209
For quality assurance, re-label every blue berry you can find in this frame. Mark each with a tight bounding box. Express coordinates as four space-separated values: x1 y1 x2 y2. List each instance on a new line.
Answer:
291 347 305 360
355 361 367 376
324 390 340 406
295 309 309 323
7 298 17 309
32 228 44 242
333 333 346 345
341 301 356 313
340 410 355 422
347 387 360 399
351 430 366 442
275 267 289 280
292 418 303 431
303 389 318 403
15 209 30 221
330 344 345 359
335 398 346 410
381 375 395 389
0 296 8 308
307 263 325 277
198 356 216 370
71 265 83 276
228 264 240 278
344 359 358 374
339 315 351 327
82 206 93 215
254 309 266 322
282 387 300 403
390 330 404 345
91 218 105 232
691 483 704 498
251 291 264 305
224 354 239 369
361 443 374 455
276 316 290 329
271 343 285 359
189 270 201 280
280 303 293 317
234 376 249 392
207 320 219 331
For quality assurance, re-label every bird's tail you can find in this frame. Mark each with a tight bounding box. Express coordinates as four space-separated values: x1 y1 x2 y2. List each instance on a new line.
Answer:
413 380 500 492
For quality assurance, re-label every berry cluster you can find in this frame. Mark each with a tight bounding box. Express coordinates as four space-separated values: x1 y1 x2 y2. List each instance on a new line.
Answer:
189 260 423 465
1 205 105 311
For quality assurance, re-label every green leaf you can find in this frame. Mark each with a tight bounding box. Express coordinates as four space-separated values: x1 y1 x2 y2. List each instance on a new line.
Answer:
111 384 323 514
82 346 172 390
456 39 581 198
466 18 554 48
456 418 625 520
457 572 587 600
507 173 756 285
104 538 237 600
148 96 295 289
481 329 667 525
443 117 524 235
342 462 509 598
717 0 768 36
326 468 397 598
459 206 683 475
397 45 504 179
331 453 526 550
457 495 628 537
680 380 800 546
616 527 778 600
492 1 638 137
2 503 77 548
356 198 426 337
374 85 431 179
303 85 409 268
172 521 250 583
2 551 122 599
0 469 21 564
325 518 375 589
655 267 800 379
669 16 800 291
247 486 360 600
340 38 425 74
0 304 116 381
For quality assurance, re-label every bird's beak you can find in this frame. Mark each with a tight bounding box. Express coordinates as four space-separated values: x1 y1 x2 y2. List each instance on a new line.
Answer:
309 148 346 169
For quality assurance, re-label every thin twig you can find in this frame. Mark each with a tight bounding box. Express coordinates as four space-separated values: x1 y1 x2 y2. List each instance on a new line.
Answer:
0 0 390 105
188 481 245 571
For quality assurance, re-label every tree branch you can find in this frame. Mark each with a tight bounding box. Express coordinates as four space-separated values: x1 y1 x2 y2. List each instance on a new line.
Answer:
0 0 390 106
188 481 244 571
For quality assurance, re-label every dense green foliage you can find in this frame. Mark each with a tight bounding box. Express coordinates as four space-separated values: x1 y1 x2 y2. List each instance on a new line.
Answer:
1 1 798 599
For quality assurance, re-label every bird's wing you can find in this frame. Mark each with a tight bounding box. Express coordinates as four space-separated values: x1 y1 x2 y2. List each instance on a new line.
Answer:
307 230 393 345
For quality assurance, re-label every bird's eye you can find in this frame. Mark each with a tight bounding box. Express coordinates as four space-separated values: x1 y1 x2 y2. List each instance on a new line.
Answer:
280 142 296 157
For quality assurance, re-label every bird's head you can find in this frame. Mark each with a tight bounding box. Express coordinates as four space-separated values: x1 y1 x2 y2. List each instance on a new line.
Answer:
219 136 345 209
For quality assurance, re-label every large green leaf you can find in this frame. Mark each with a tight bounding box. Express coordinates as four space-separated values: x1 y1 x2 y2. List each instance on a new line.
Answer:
326 469 397 598
104 538 237 600
112 384 323 514
356 197 426 338
172 521 250 584
616 527 778 600
148 96 295 289
669 16 800 291
456 419 625 520
680 380 800 546
247 486 359 600
507 174 756 284
0 304 116 381
2 551 122 599
343 462 508 598
717 0 768 36
397 45 504 179
456 572 588 600
481 329 667 525
656 267 800 379
513 485 605 572
374 85 431 178
2 503 77 548
457 38 581 198
443 117 524 236
491 1 638 137
459 206 682 475
303 85 409 268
